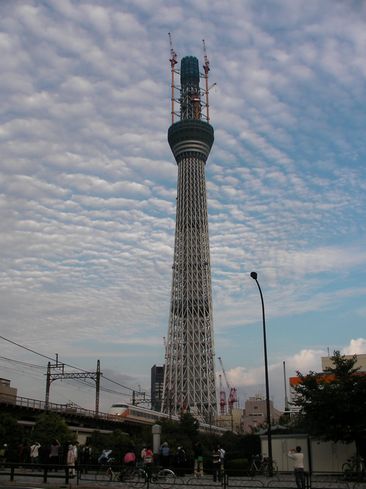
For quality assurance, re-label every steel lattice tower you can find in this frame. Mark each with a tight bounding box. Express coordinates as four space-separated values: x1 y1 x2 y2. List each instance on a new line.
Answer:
162 51 217 422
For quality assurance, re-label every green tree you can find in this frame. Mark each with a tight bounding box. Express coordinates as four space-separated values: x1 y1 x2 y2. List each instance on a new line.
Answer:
0 412 25 461
293 351 366 454
31 412 75 446
179 413 199 439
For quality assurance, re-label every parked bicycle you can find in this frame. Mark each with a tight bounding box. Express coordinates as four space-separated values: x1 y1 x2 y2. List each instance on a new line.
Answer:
105 464 176 488
342 455 365 481
249 454 278 476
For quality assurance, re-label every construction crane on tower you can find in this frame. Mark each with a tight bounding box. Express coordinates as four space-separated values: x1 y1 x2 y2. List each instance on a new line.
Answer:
218 356 238 414
219 374 226 415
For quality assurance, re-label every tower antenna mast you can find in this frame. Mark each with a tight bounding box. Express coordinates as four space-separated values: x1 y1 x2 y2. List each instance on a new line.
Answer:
169 32 178 125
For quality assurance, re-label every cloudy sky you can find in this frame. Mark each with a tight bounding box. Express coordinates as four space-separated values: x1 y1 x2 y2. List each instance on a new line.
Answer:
1 0 366 414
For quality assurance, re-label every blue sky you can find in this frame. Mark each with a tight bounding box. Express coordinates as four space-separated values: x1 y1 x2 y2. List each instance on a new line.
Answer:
1 0 365 414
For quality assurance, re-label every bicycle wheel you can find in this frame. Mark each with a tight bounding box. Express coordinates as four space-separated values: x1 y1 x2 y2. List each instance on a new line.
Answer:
128 467 147 487
248 464 256 476
156 468 176 489
95 468 111 483
342 462 353 480
263 461 278 477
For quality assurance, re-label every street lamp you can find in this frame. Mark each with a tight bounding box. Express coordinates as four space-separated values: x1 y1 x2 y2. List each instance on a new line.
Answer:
250 271 273 476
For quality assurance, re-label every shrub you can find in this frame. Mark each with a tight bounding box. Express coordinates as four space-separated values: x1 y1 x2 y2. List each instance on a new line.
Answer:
225 458 249 477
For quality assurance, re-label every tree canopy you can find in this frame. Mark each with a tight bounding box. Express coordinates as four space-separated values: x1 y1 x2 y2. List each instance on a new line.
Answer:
31 412 75 446
292 351 366 453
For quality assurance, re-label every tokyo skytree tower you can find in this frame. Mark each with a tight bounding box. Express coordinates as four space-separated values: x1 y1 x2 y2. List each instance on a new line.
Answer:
162 41 217 422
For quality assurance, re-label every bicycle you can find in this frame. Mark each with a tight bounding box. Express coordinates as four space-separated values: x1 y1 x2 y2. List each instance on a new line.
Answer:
342 455 365 481
142 466 176 488
249 455 278 477
105 465 147 485
106 464 176 488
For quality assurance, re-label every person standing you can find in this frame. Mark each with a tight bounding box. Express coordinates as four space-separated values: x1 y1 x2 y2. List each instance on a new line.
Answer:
67 444 77 477
288 446 305 489
72 442 79 473
160 442 170 468
49 439 60 471
174 446 186 476
193 442 203 478
30 442 41 469
212 446 221 482
0 444 7 466
142 446 153 481
218 445 225 480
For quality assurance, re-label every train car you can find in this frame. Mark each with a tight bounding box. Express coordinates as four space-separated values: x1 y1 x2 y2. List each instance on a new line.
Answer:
108 403 227 434
108 403 179 425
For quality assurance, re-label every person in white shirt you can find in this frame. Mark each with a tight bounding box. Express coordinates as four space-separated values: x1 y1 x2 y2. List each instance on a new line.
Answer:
288 446 305 489
30 442 41 467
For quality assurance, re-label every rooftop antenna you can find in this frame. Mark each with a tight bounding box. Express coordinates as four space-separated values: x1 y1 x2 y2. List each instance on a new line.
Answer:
168 32 178 125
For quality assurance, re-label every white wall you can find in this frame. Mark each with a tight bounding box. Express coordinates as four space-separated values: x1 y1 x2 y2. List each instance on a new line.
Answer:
260 434 356 473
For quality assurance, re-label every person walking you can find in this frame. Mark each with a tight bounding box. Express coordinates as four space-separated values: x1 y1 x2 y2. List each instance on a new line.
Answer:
288 446 306 489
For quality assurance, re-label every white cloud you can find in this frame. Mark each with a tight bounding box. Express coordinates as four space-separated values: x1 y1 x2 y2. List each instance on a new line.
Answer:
342 338 366 356
0 0 365 412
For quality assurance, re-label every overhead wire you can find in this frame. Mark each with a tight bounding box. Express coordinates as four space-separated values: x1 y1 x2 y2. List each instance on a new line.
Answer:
0 335 144 395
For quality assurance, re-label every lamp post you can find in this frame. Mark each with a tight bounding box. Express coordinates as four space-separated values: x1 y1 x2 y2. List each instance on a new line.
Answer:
250 271 273 476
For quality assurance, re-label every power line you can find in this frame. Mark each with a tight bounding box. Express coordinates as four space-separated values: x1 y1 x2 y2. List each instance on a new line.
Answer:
0 335 143 394
0 335 55 362
0 356 45 369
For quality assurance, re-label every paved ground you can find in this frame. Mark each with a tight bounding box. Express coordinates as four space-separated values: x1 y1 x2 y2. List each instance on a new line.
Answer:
1 469 366 489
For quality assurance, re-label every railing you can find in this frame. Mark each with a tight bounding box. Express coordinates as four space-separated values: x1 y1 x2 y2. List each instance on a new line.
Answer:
0 462 77 484
1 464 364 489
0 393 118 422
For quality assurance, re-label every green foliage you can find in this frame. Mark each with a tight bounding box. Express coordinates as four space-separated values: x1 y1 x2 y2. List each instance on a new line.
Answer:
218 432 260 461
157 413 201 456
225 458 250 476
0 412 24 444
293 351 366 450
179 413 199 439
31 412 75 445
111 430 132 454
0 412 25 460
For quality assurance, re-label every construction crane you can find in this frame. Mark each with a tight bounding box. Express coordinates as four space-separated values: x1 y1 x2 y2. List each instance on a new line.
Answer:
168 32 178 125
218 356 238 414
219 374 226 415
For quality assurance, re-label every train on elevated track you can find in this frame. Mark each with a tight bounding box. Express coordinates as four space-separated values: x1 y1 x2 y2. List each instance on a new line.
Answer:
109 403 227 435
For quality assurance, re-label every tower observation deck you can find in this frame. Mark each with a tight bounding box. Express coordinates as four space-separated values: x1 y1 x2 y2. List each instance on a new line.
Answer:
162 53 217 422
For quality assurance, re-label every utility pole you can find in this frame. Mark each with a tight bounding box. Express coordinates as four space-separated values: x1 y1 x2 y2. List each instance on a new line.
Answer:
44 357 102 415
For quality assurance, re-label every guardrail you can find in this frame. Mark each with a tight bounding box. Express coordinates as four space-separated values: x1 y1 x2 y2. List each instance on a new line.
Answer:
0 394 117 422
1 463 364 488
0 462 76 484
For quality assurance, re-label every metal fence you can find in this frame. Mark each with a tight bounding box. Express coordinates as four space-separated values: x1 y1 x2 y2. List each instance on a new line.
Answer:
1 463 366 489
